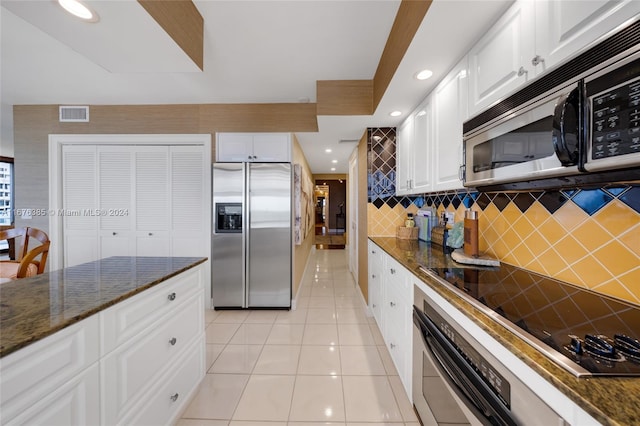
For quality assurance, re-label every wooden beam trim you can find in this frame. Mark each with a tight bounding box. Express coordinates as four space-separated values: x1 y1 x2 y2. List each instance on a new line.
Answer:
372 0 432 110
138 0 204 70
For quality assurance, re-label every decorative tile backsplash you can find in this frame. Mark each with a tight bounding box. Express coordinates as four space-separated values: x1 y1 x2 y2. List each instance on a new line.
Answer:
366 128 640 306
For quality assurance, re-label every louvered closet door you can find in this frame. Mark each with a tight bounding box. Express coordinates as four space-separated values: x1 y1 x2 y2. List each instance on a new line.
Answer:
98 147 135 258
135 147 170 256
62 145 98 267
170 146 205 257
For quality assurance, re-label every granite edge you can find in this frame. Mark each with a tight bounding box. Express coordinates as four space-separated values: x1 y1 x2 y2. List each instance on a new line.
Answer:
0 257 208 358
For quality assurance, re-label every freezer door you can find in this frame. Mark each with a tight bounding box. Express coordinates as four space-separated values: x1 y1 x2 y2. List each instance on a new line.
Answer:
247 163 292 308
212 163 245 308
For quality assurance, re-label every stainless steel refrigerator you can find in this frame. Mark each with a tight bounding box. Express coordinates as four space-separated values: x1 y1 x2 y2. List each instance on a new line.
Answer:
211 162 292 308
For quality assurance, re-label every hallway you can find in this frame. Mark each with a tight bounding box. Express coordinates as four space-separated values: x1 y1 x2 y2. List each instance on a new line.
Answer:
179 249 418 426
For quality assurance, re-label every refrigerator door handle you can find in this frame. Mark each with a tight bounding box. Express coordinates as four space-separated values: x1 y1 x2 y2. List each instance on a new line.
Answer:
243 163 249 308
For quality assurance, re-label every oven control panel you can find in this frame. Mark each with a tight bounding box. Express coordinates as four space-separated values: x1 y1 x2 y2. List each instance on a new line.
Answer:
425 300 511 408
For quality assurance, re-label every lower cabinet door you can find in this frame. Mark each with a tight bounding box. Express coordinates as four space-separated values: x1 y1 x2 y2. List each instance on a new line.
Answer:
120 336 205 426
5 363 100 426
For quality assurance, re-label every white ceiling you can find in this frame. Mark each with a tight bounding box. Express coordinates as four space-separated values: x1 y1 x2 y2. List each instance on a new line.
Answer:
0 0 511 174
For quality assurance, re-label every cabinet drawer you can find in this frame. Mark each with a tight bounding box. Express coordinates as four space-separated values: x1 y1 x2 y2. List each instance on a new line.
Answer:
101 267 202 355
0 315 100 423
101 292 203 425
384 314 409 380
384 257 411 302
120 337 205 426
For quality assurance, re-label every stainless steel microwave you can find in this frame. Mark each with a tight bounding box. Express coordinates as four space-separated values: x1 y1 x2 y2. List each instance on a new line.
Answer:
463 17 640 190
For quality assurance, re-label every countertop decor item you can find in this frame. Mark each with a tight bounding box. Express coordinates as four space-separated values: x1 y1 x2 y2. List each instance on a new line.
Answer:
451 248 499 266
396 226 419 240
464 209 479 257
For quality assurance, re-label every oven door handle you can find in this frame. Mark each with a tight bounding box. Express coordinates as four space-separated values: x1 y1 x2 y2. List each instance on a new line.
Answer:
413 307 517 426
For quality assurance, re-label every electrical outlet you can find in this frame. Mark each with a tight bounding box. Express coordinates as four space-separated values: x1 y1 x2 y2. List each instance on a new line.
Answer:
444 212 454 225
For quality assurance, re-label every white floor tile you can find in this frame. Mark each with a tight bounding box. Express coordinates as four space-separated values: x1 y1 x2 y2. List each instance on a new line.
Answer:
206 322 242 344
253 345 300 375
266 324 305 345
214 310 251 323
275 308 308 324
302 324 339 346
342 376 403 422
339 345 386 375
228 323 273 345
182 374 249 420
232 375 295 421
206 344 226 372
306 308 337 324
297 345 341 375
209 345 263 374
337 324 376 345
289 375 345 422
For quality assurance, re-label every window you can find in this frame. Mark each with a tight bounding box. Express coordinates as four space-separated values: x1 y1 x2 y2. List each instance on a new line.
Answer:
0 157 14 252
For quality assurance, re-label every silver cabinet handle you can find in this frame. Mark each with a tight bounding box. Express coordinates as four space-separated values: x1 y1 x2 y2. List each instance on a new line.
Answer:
390 301 396 307
390 268 396 274
517 66 528 77
390 343 396 349
248 155 252 160
371 250 376 254
372 303 377 308
531 55 544 66
148 232 153 236
112 232 117 236
168 292 176 301
169 337 177 346
372 274 376 279
170 393 179 402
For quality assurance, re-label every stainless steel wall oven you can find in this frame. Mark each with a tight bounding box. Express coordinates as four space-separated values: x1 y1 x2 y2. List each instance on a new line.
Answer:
412 284 562 426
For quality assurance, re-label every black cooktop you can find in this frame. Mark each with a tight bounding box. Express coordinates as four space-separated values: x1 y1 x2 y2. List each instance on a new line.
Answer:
428 264 640 377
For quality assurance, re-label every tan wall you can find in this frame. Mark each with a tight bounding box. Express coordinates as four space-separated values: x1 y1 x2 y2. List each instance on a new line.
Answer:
357 133 369 302
292 135 315 297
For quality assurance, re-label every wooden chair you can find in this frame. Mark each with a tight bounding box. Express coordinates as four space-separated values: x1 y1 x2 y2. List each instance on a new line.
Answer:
0 227 50 279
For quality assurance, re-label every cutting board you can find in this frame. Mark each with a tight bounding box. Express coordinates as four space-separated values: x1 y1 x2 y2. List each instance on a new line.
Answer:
451 248 500 267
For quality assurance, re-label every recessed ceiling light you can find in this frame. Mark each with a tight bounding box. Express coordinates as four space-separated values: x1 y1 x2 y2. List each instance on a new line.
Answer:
331 160 338 164
330 168 336 171
58 0 99 22
325 148 332 153
390 111 402 117
415 69 433 80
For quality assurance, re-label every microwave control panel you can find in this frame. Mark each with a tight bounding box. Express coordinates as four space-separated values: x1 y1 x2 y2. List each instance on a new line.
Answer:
589 76 640 160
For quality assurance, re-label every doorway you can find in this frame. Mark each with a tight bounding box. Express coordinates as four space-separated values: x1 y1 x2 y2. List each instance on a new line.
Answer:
314 178 346 249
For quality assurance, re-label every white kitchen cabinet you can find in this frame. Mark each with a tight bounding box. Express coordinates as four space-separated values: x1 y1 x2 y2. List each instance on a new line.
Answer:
467 0 535 117
368 241 413 398
433 56 468 192
216 132 291 162
468 0 640 118
395 97 434 196
101 288 203 425
367 240 383 326
0 316 100 425
535 0 640 77
395 115 413 195
61 144 207 267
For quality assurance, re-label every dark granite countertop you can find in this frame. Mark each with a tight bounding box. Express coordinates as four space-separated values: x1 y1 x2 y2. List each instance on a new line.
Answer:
0 256 207 358
369 236 640 426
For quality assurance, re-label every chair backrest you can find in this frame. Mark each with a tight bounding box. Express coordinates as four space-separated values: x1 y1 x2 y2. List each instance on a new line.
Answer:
0 227 50 277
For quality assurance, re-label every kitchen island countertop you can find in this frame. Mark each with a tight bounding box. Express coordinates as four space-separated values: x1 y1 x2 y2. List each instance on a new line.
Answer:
0 256 207 358
369 236 640 426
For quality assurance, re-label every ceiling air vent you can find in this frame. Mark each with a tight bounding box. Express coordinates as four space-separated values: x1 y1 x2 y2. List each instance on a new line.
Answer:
338 139 359 144
59 106 89 122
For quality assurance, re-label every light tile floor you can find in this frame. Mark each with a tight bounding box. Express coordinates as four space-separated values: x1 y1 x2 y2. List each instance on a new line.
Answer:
179 249 419 426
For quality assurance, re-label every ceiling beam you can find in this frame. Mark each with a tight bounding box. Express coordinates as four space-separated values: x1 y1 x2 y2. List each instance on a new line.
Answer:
372 0 432 110
316 80 373 115
138 0 204 70
315 0 431 117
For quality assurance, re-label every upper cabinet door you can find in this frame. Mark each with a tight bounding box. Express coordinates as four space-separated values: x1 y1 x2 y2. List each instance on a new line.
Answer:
216 133 254 162
433 57 468 192
411 97 434 194
395 116 413 196
534 0 640 74
467 0 535 117
252 133 291 162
